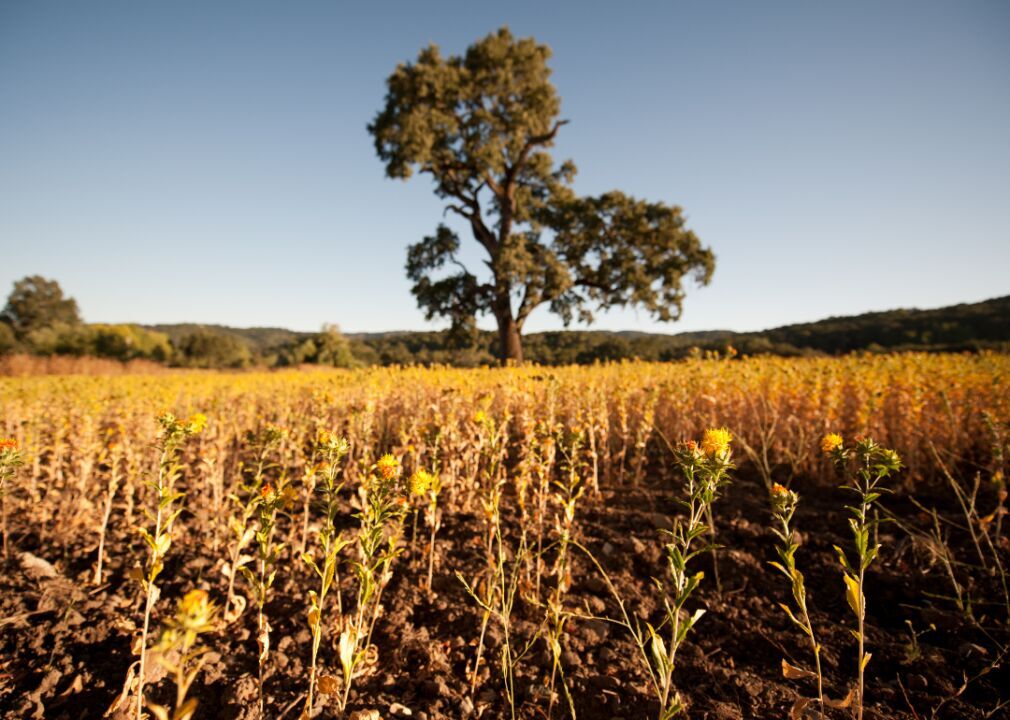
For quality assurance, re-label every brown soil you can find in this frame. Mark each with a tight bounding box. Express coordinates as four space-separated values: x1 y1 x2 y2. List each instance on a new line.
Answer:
1 470 1007 719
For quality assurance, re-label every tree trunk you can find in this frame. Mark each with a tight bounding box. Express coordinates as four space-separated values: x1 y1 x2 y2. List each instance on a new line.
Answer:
497 315 524 366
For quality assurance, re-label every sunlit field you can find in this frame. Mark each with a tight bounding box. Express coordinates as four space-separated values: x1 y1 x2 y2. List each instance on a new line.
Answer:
1 354 1008 719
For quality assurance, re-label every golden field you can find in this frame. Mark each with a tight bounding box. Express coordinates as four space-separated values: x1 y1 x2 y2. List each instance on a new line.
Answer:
0 353 1008 720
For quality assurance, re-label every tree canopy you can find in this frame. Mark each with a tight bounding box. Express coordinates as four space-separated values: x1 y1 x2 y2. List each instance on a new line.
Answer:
1 275 82 338
369 27 714 363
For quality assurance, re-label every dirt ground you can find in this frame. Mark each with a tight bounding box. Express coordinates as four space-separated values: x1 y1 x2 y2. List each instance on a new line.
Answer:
1 467 1007 719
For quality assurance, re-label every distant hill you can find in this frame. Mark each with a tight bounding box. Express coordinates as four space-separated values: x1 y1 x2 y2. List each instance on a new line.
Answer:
751 296 1010 353
141 295 1010 366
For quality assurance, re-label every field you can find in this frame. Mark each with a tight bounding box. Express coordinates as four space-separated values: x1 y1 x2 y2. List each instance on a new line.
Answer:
1 354 1008 720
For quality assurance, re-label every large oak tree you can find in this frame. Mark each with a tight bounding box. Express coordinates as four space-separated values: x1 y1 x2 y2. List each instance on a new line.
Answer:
369 27 714 364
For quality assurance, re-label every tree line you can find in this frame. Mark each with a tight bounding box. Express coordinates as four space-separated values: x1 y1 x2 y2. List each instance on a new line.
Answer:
3 276 1006 370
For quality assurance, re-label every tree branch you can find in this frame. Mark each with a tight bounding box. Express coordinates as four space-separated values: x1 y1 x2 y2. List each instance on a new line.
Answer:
574 278 615 294
516 285 542 326
443 204 473 220
447 253 472 277
496 120 571 246
513 120 569 174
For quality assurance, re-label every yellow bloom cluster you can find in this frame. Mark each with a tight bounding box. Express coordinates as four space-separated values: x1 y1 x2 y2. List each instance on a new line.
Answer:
408 469 435 497
376 454 401 481
174 588 216 634
701 427 733 458
187 413 208 434
821 433 844 454
179 588 209 616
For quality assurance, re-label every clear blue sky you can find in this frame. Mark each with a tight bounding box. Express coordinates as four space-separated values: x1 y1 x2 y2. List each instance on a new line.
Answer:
2 1 1008 334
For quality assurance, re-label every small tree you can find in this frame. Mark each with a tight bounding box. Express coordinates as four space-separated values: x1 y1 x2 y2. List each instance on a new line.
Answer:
369 27 714 364
315 324 356 367
1 275 82 339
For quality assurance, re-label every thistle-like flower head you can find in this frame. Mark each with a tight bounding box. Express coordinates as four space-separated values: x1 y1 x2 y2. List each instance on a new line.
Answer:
375 453 401 481
408 469 435 497
821 433 844 454
701 427 733 458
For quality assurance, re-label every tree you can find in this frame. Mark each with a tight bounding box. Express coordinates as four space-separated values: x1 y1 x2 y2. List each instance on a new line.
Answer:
175 330 252 368
369 27 715 364
314 324 357 368
90 324 173 362
1 275 82 339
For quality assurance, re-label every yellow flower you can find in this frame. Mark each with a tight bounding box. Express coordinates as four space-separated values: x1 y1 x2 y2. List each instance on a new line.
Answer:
179 589 209 616
408 469 434 497
186 413 207 434
280 485 299 509
821 433 843 454
176 588 216 634
701 427 733 457
474 410 488 425
376 454 401 481
770 482 789 496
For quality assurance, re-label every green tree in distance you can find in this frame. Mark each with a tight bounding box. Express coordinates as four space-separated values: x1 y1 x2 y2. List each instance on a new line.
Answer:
369 27 715 364
1 275 82 339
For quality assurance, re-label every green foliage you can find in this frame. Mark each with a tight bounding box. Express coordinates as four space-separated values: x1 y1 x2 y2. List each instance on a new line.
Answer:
370 27 714 363
90 324 172 362
312 324 357 367
1 275 81 339
175 330 252 368
148 323 298 350
6 277 1005 367
0 323 15 354
756 295 1010 353
344 295 1010 366
18 322 85 355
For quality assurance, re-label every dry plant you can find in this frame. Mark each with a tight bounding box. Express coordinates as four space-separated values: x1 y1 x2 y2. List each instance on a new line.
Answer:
338 454 429 713
237 424 292 718
542 432 586 719
94 434 123 584
576 428 733 720
768 482 825 719
300 430 350 717
826 433 902 720
222 424 284 621
457 491 539 720
422 469 443 593
459 409 518 704
0 436 23 559
147 589 218 720
127 411 206 720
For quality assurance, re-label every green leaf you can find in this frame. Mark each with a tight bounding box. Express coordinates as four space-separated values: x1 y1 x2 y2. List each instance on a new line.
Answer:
647 623 668 675
843 573 862 620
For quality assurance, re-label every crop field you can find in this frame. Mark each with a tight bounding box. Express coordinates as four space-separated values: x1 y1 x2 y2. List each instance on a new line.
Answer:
1 353 1008 720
